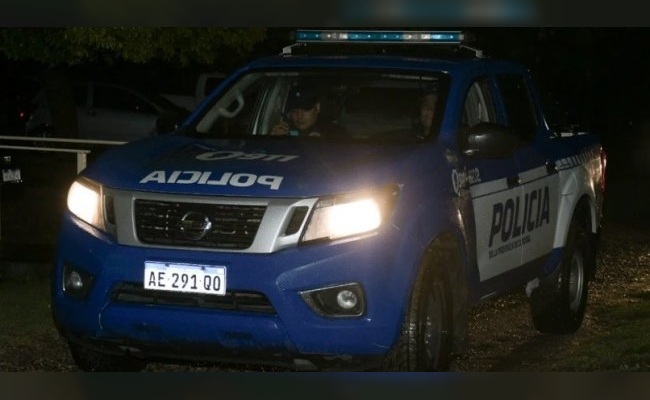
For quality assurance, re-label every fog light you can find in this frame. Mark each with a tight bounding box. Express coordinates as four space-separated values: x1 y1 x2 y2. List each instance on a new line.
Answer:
336 290 358 309
69 271 84 290
63 264 94 299
300 283 365 318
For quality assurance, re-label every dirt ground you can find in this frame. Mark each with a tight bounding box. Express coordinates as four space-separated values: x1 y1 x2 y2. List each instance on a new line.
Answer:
448 223 650 371
0 147 648 371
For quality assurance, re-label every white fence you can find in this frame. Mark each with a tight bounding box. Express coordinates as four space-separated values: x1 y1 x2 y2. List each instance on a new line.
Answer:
0 135 126 245
0 135 126 173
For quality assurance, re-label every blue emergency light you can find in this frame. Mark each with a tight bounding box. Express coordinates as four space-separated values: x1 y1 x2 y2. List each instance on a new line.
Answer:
295 30 465 44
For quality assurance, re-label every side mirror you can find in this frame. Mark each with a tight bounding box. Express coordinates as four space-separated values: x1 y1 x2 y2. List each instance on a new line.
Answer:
460 122 522 159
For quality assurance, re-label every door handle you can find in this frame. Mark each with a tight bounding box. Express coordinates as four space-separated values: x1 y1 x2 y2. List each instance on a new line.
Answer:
546 160 558 174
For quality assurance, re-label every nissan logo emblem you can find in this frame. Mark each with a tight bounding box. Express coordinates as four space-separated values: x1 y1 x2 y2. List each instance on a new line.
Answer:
180 212 212 241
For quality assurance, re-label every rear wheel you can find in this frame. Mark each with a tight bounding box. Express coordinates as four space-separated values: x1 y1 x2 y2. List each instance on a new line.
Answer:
384 266 453 371
530 204 592 334
69 342 147 372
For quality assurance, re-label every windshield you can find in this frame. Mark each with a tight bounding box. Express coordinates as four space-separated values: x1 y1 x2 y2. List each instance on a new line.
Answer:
190 69 449 142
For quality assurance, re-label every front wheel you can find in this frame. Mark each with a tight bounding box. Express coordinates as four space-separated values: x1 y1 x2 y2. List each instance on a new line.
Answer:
529 206 592 334
383 266 453 371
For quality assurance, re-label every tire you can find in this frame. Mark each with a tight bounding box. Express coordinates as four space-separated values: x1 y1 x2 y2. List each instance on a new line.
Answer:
69 342 147 372
383 265 453 371
530 204 592 334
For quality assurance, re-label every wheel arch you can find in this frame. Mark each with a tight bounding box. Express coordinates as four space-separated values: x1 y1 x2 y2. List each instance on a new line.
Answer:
554 168 599 250
554 192 596 279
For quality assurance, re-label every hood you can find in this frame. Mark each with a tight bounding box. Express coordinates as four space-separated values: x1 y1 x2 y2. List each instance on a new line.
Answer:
83 135 432 197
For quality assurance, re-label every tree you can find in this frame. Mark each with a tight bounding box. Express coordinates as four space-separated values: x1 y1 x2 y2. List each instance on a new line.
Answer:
0 27 267 137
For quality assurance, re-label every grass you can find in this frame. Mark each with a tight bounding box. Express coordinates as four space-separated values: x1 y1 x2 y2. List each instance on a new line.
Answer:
545 289 650 371
0 276 77 371
0 276 54 339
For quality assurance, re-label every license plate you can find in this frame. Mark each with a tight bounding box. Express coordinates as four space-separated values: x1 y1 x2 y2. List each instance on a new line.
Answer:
144 261 226 295
2 168 21 183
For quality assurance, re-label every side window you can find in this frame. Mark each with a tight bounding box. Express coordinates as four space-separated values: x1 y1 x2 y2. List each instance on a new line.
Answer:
461 77 497 128
92 85 157 115
496 74 538 142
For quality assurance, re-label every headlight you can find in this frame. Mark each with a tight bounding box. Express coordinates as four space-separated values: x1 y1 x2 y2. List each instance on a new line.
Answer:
67 177 110 232
301 185 399 243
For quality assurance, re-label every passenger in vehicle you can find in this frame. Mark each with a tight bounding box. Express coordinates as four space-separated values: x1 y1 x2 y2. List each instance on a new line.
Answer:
269 84 346 137
416 86 438 138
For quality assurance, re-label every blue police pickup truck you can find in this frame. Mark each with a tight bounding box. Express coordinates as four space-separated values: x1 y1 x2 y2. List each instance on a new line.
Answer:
51 30 607 371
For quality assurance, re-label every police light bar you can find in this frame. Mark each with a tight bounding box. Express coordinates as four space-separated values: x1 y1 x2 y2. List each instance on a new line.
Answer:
295 30 465 44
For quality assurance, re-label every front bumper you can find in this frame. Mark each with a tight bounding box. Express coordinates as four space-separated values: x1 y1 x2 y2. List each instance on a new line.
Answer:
51 213 415 370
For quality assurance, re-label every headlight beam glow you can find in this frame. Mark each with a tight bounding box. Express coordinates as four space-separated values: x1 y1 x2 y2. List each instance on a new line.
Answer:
302 189 393 243
328 199 382 239
66 178 104 229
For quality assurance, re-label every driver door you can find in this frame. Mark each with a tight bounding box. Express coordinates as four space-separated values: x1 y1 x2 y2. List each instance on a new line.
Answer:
459 77 525 288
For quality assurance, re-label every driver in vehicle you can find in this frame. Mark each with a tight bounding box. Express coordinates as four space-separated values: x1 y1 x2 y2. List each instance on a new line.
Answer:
270 84 346 137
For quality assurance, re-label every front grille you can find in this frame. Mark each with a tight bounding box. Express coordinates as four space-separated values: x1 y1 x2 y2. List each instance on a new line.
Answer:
112 282 276 314
134 199 266 250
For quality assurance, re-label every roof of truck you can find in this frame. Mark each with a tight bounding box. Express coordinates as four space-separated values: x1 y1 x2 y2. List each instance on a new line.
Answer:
242 29 528 76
